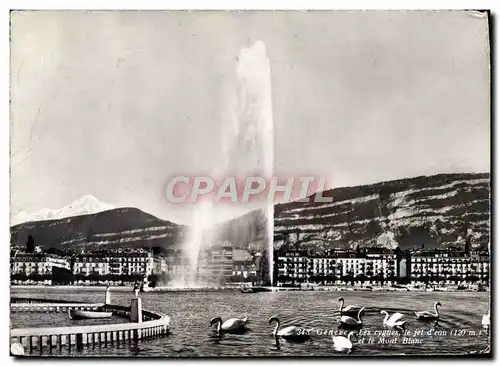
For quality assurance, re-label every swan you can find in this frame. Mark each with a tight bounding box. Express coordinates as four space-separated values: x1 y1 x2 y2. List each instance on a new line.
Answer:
10 342 24 356
482 312 490 328
332 331 357 353
268 316 310 341
339 307 365 328
338 297 363 316
210 316 248 333
381 310 407 330
415 302 441 320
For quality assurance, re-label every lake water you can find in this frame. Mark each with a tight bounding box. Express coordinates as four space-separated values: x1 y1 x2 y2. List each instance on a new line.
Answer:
10 288 491 357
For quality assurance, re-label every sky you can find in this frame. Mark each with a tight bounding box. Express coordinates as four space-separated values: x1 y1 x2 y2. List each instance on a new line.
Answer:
10 10 490 225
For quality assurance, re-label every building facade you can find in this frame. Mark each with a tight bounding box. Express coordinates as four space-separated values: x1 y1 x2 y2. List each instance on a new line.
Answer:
276 250 308 283
198 241 234 284
11 253 71 276
72 250 155 277
410 249 490 284
153 256 168 274
274 247 487 286
73 254 110 276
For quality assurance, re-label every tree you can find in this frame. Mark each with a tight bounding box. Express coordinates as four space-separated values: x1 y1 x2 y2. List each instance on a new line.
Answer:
277 275 291 284
75 274 86 282
399 276 411 285
52 267 75 285
448 275 463 284
355 274 368 285
11 273 28 282
147 273 161 287
433 275 446 284
309 275 326 284
325 274 338 284
426 270 435 284
28 273 50 282
385 274 397 285
26 235 35 253
465 275 480 283
418 275 430 284
343 272 355 286
372 271 386 286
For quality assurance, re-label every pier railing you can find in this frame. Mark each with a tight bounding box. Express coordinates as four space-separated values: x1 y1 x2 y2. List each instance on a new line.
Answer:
10 297 170 355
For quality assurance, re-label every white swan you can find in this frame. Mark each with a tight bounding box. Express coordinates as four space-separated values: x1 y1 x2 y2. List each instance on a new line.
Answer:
10 342 24 356
381 310 407 330
269 316 310 341
482 312 490 328
332 331 357 353
338 297 363 316
415 301 441 320
210 316 248 333
339 307 365 328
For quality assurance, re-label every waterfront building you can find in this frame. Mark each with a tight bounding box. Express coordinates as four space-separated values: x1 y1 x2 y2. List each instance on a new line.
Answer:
335 252 366 278
11 253 71 276
73 250 155 277
73 254 110 276
409 249 490 284
365 251 398 280
198 241 234 283
153 255 168 274
274 246 485 286
109 250 155 277
232 249 257 279
276 250 308 284
308 255 338 277
167 256 191 279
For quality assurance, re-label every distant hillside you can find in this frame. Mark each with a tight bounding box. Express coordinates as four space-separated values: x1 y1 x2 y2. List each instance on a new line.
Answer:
10 173 490 254
10 207 186 251
215 209 268 251
274 173 490 253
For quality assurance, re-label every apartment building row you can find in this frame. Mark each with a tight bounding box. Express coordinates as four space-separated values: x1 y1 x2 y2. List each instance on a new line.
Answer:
167 244 258 282
10 253 72 275
275 248 490 285
10 242 257 282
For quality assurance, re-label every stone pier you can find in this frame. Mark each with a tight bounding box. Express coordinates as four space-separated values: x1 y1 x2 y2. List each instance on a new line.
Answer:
10 296 170 356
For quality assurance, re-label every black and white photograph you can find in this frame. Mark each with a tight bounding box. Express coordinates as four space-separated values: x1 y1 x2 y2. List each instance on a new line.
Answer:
8 9 491 357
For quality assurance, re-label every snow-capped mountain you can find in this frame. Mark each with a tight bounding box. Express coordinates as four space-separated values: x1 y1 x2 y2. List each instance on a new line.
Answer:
11 195 115 226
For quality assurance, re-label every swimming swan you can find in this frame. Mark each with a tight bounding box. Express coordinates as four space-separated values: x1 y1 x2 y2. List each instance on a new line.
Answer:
482 312 490 328
380 310 407 330
332 331 357 353
339 307 365 328
210 317 248 333
415 302 441 321
268 316 310 341
338 297 363 316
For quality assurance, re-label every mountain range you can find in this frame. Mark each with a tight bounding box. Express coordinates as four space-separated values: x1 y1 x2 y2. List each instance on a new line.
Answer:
10 172 490 253
11 195 115 226
274 172 490 252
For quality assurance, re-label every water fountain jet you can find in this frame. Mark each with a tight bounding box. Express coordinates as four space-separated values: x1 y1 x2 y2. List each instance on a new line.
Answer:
174 40 274 288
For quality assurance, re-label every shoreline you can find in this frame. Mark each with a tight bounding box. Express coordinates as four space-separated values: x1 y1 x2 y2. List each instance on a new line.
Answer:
10 284 489 293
